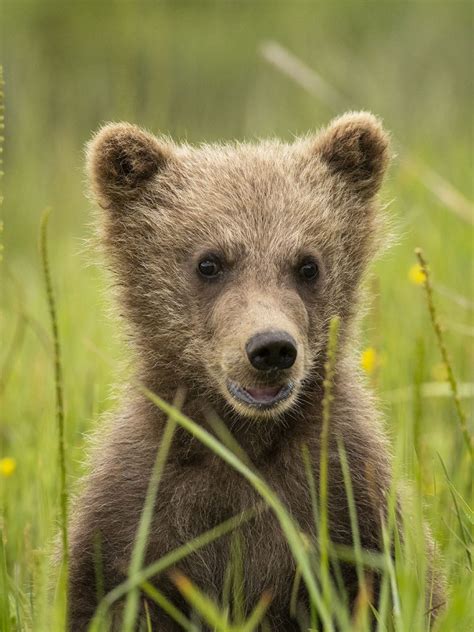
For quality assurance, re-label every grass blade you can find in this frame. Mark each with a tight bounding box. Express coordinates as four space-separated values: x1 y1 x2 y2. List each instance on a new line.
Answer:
0 530 11 632
438 454 472 570
141 581 197 631
381 519 401 626
336 437 366 592
239 591 272 632
121 389 185 632
170 570 231 631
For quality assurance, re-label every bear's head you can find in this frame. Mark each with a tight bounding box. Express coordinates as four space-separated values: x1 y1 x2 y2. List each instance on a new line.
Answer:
87 112 390 420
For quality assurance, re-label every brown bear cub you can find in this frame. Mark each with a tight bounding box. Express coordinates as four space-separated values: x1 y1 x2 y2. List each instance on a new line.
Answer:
69 112 444 630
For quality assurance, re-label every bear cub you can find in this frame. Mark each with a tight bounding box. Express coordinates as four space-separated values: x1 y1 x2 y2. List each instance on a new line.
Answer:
68 112 444 630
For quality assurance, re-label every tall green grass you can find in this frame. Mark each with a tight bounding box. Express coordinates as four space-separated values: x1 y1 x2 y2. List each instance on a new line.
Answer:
1 2 473 630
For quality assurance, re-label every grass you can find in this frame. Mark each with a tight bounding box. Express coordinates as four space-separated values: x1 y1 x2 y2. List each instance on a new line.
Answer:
319 316 340 611
39 208 68 567
415 248 472 458
1 1 473 630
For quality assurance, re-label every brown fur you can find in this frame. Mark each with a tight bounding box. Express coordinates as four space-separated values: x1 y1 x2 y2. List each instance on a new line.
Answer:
68 112 444 630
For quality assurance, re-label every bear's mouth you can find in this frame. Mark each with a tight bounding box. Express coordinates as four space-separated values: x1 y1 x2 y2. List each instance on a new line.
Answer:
227 380 294 409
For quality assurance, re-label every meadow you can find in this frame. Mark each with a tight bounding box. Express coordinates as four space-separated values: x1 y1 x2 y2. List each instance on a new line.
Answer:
1 2 473 630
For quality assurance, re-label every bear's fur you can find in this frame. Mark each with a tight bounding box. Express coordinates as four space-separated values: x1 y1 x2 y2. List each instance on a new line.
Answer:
68 112 444 630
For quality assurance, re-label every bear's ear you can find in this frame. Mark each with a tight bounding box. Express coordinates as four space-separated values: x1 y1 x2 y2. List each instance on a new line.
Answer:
312 111 390 197
86 122 171 210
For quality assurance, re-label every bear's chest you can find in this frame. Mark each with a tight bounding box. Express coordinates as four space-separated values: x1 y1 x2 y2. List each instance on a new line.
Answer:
174 500 299 616
164 447 313 536
152 452 312 608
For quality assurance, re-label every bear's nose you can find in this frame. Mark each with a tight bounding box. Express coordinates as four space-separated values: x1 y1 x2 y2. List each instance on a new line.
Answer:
246 331 297 371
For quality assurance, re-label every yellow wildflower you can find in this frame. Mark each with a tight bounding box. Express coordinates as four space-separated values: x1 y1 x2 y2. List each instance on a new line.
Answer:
361 347 378 375
0 457 16 477
408 263 426 285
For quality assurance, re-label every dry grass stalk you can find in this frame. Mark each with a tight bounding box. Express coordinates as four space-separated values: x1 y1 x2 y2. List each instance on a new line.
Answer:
260 40 344 111
319 315 341 603
39 209 69 568
415 247 473 459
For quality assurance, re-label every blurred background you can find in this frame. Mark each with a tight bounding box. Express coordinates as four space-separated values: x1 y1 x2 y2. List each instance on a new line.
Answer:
1 1 473 628
3 1 472 252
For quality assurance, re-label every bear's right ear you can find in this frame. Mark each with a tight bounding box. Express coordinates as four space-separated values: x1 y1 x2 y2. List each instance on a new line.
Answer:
86 122 172 210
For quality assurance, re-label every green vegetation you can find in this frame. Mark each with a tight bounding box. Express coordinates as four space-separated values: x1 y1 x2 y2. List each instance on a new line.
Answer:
1 1 472 630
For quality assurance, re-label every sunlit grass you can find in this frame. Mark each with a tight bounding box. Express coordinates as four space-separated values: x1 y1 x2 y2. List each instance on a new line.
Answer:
1 1 472 630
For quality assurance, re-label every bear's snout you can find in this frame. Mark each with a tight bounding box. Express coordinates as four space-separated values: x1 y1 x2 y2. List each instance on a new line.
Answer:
245 330 297 371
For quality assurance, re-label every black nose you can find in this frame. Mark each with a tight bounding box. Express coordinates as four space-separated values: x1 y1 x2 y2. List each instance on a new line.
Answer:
246 330 297 371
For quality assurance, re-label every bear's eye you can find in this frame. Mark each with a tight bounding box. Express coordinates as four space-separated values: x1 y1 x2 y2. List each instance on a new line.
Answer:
298 258 319 282
197 255 223 279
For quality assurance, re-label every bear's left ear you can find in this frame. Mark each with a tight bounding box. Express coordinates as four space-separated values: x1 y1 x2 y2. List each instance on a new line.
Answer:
312 111 391 198
86 122 172 211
